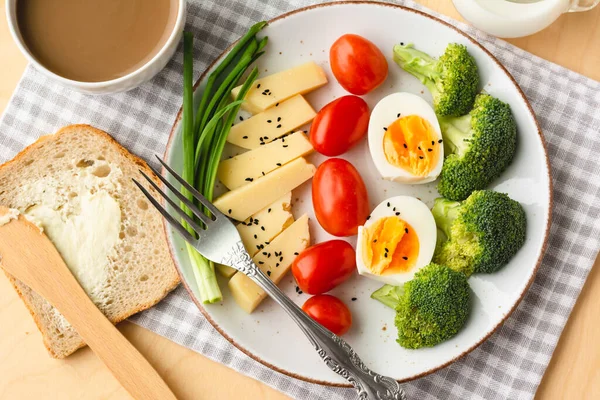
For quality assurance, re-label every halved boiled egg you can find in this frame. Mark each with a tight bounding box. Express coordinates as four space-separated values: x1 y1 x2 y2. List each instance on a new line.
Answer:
368 92 443 184
356 196 437 285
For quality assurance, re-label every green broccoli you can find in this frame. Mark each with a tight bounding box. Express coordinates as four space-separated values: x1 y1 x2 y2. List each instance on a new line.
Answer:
371 263 471 349
432 190 526 276
393 43 479 117
437 93 517 201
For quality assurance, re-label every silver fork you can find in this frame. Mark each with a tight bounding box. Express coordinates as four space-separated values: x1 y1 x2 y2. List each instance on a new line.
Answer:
133 156 407 400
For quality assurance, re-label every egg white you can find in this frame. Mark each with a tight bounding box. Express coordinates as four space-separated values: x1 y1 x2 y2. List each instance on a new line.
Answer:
368 92 443 184
356 196 437 285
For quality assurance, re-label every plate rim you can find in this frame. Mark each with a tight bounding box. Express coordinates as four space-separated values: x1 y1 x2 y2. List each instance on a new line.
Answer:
162 0 553 386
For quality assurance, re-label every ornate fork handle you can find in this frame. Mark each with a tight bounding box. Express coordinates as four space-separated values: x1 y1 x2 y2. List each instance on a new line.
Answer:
222 242 406 400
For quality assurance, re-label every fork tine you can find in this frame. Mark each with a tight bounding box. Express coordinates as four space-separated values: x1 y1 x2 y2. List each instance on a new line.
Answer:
155 156 225 219
143 165 213 226
139 171 206 233
132 179 196 244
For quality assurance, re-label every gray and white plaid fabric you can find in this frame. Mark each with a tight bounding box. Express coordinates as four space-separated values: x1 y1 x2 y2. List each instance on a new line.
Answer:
1 1 599 399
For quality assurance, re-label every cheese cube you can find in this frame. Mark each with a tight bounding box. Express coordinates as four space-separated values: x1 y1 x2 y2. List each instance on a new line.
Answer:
227 95 316 150
231 62 328 114
213 157 315 222
229 215 310 313
219 132 313 189
237 193 294 254
216 194 294 278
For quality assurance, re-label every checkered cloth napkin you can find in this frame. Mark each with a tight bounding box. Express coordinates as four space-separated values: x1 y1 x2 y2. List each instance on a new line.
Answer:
1 0 599 399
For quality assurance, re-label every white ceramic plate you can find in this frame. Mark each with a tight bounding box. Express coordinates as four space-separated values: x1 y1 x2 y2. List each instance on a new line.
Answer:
164 1 551 386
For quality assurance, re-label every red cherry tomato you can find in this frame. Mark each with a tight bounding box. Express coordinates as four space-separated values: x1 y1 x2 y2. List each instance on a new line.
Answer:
312 158 370 237
302 295 352 335
292 240 356 295
330 34 388 95
310 96 370 156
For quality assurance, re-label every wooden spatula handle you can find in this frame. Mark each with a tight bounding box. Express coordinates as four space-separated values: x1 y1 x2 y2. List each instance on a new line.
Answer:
62 289 178 400
0 214 177 400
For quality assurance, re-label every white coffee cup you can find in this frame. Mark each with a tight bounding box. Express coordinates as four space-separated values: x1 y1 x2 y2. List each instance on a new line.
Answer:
5 0 187 95
453 0 599 38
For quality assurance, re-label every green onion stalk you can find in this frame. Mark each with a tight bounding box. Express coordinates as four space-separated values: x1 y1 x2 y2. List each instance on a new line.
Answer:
181 23 268 303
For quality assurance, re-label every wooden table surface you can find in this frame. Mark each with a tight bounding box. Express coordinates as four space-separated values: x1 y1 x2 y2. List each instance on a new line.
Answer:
1 1 599 399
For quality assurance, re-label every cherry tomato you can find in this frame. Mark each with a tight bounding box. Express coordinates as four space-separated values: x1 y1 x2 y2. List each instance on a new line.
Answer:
292 240 356 295
310 96 370 156
330 34 388 95
312 158 370 237
302 295 352 335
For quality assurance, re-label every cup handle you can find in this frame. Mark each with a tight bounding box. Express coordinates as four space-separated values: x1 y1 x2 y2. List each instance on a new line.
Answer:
567 0 600 12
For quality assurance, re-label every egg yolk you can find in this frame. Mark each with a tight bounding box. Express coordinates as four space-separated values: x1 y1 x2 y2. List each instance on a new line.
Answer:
382 115 440 177
361 216 419 276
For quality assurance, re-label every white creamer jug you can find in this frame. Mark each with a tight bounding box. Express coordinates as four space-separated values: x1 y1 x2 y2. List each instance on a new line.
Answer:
453 0 599 38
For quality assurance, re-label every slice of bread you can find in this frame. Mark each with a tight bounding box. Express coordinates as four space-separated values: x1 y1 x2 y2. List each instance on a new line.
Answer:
0 124 180 358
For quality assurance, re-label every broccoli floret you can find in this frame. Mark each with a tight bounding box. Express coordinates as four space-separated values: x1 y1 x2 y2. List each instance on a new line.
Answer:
437 93 517 201
432 190 526 276
393 43 479 117
372 263 470 349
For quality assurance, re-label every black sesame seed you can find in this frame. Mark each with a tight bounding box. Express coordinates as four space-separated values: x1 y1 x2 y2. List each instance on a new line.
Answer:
276 263 280 267
366 215 371 220
303 130 308 134
419 156 424 159
384 253 388 258
400 42 404 45
239 116 244 121
265 241 270 245
418 146 421 150
262 171 265 176
260 142 265 145
276 124 282 128
373 239 377 243
393 207 396 211
261 226 265 231
242 135 248 139
403 143 408 149
438 139 443 143
385 248 389 252
276 163 282 166
294 252 299 256
267 271 271 276
264 136 269 140
267 120 272 123
254 234 258 239
283 145 288 148
268 208 271 213
245 177 253 182
351 297 357 301
428 148 433 152
275 102 279 107
257 83 261 89
267 253 271 258
402 256 408 260
279 256 283 262
228 209 232 214
263 252 268 255
397 113 401 118
431 140 435 145
277 117 281 122
405 228 408 234
395 212 401 216
258 261 264 264
387 202 391 207
383 127 388 131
